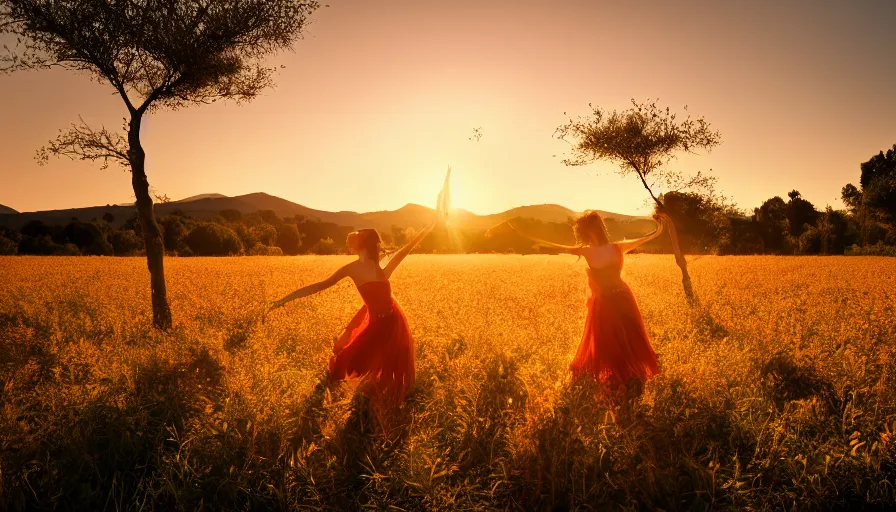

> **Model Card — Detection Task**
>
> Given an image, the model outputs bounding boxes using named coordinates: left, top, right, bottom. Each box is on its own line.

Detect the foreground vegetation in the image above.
left=1, top=255, right=895, bottom=510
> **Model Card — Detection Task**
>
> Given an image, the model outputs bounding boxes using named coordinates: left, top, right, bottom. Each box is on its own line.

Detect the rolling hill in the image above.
left=0, top=192, right=645, bottom=232
left=172, top=193, right=228, bottom=203
left=0, top=204, right=18, bottom=215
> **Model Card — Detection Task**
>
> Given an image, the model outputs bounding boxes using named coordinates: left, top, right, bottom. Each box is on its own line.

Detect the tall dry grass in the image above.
left=1, top=255, right=894, bottom=510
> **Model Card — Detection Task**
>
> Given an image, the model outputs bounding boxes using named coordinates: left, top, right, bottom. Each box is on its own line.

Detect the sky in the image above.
left=1, top=0, right=895, bottom=216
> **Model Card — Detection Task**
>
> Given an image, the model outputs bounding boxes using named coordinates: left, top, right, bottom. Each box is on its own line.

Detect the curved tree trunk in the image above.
left=129, top=114, right=172, bottom=330
left=662, top=216, right=697, bottom=305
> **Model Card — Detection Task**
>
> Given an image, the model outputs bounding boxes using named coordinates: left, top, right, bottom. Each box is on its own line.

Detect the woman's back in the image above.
left=579, top=243, right=621, bottom=270
left=580, top=243, right=626, bottom=294
left=357, top=280, right=394, bottom=317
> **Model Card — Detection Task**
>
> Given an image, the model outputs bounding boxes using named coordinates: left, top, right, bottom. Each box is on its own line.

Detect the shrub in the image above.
left=276, top=224, right=302, bottom=255
left=0, top=228, right=20, bottom=255
left=0, top=234, right=18, bottom=255
left=798, top=227, right=821, bottom=254
left=18, top=235, right=80, bottom=255
left=57, top=221, right=114, bottom=255
left=252, top=224, right=278, bottom=247
left=111, top=230, right=145, bottom=256
left=248, top=244, right=283, bottom=256
left=20, top=219, right=52, bottom=238
left=309, top=237, right=338, bottom=255
left=185, top=224, right=243, bottom=256
left=845, top=242, right=896, bottom=256
left=159, top=215, right=196, bottom=255
left=219, top=209, right=243, bottom=222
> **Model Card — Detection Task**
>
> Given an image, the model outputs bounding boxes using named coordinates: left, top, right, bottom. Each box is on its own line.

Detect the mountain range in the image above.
left=0, top=193, right=643, bottom=232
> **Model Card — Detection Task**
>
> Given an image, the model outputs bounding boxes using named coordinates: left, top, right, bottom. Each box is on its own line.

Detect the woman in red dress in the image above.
left=509, top=211, right=668, bottom=389
left=269, top=218, right=437, bottom=405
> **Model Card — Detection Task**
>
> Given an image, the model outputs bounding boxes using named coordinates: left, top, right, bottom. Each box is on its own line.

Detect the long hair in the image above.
left=346, top=228, right=382, bottom=260
left=573, top=210, right=610, bottom=246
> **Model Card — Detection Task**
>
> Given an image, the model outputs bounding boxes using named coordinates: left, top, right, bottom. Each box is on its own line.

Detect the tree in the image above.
left=784, top=190, right=819, bottom=238
left=556, top=99, right=722, bottom=303
left=754, top=196, right=789, bottom=253
left=859, top=144, right=896, bottom=224
left=260, top=210, right=282, bottom=225
left=252, top=224, right=278, bottom=247
left=841, top=144, right=896, bottom=247
left=391, top=224, right=407, bottom=247
left=841, top=184, right=862, bottom=214
left=158, top=215, right=195, bottom=255
left=309, top=236, right=338, bottom=255
left=185, top=223, right=243, bottom=256
left=275, top=223, right=302, bottom=255
left=20, top=219, right=52, bottom=238
left=816, top=207, right=855, bottom=255
left=110, top=229, right=144, bottom=255
left=727, top=217, right=765, bottom=255
left=57, top=220, right=114, bottom=255
left=1, top=0, right=320, bottom=329
left=0, top=227, right=19, bottom=255
left=219, top=209, right=243, bottom=223
left=659, top=191, right=731, bottom=254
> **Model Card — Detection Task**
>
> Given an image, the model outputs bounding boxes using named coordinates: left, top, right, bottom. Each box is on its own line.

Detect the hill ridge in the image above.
left=0, top=192, right=644, bottom=232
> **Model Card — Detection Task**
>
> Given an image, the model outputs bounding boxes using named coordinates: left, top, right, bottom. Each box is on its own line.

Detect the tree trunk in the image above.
left=662, top=215, right=697, bottom=305
left=129, top=114, right=172, bottom=330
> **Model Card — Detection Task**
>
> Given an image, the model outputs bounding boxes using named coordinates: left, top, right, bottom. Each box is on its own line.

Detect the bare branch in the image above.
left=37, top=117, right=130, bottom=171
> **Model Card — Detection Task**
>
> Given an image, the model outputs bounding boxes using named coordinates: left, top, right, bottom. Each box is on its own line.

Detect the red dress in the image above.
left=570, top=244, right=660, bottom=385
left=329, top=280, right=415, bottom=404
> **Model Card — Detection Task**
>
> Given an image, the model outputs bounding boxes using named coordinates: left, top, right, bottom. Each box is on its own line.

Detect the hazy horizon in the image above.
left=2, top=0, right=895, bottom=216
left=1, top=189, right=630, bottom=218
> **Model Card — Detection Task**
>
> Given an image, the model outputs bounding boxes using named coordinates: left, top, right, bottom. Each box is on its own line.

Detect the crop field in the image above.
left=1, top=255, right=895, bottom=510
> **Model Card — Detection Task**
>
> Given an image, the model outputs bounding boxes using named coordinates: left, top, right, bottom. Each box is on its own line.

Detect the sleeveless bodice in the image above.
left=586, top=245, right=626, bottom=294
left=358, top=281, right=395, bottom=318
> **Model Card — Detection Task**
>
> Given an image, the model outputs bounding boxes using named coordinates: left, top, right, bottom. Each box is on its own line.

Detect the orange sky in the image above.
left=1, top=1, right=895, bottom=216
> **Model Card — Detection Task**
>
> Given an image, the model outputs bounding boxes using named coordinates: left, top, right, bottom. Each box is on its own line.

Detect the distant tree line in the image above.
left=0, top=209, right=357, bottom=257
left=636, top=144, right=896, bottom=256
left=0, top=206, right=659, bottom=257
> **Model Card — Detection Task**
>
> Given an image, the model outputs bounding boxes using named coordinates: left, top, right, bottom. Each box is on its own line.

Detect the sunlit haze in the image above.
left=1, top=0, right=894, bottom=216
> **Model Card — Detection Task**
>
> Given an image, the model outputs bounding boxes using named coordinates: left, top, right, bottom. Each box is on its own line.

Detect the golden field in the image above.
left=1, top=255, right=895, bottom=511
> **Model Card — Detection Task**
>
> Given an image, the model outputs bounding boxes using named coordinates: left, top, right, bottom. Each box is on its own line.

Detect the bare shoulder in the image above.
left=337, top=260, right=360, bottom=278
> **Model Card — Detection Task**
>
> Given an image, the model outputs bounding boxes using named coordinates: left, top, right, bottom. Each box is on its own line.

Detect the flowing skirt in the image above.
left=570, top=284, right=659, bottom=385
left=329, top=302, right=415, bottom=404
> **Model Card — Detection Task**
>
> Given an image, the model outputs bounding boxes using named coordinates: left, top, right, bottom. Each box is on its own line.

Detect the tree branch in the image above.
left=37, top=117, right=130, bottom=171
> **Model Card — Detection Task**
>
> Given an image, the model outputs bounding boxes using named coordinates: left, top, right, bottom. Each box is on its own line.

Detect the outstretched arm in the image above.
left=383, top=220, right=437, bottom=278
left=502, top=221, right=582, bottom=255
left=270, top=263, right=352, bottom=311
left=615, top=214, right=667, bottom=254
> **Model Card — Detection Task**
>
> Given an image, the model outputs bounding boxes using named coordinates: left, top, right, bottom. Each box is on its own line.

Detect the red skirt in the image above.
left=329, top=302, right=415, bottom=404
left=570, top=284, right=659, bottom=385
